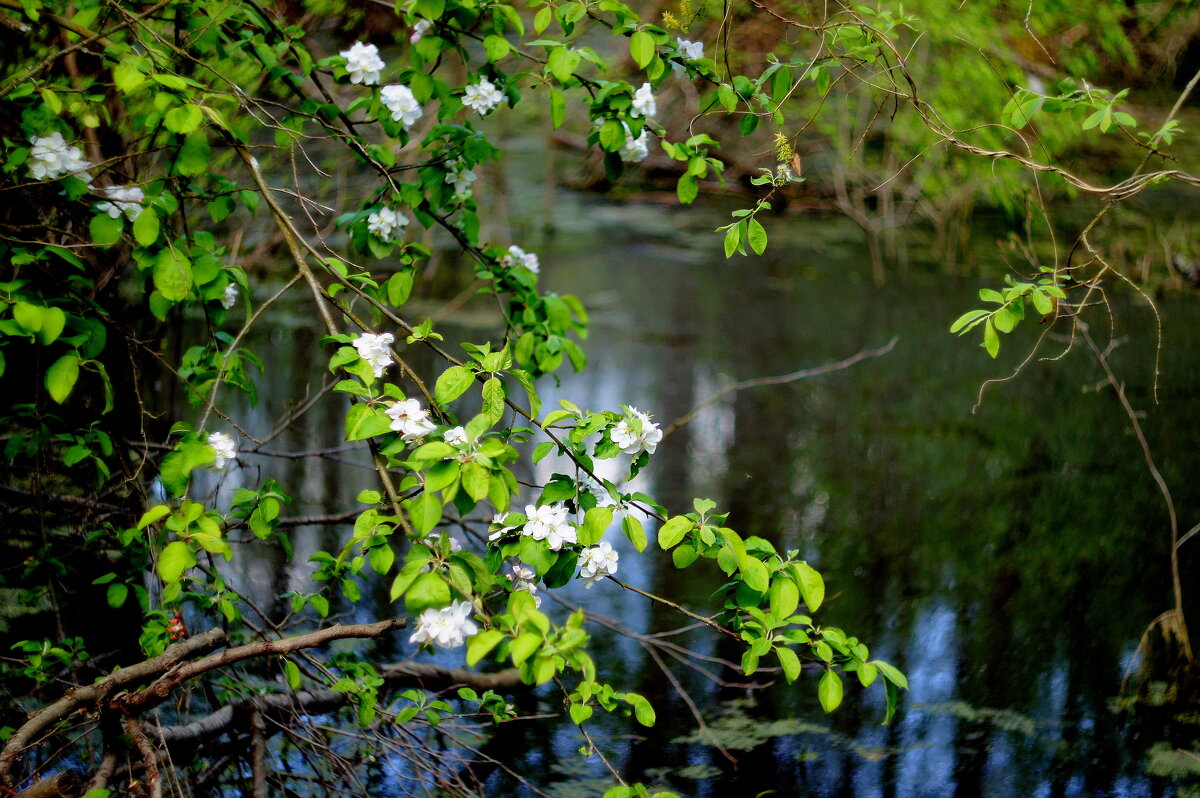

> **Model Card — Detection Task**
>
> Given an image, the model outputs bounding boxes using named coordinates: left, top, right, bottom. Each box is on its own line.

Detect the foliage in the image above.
left=3, top=0, right=1197, bottom=791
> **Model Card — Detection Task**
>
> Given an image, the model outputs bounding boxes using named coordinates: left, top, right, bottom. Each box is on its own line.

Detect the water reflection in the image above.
left=205, top=180, right=1200, bottom=796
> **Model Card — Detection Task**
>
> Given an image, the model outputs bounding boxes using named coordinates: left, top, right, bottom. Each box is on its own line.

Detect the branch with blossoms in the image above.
left=0, top=0, right=912, bottom=794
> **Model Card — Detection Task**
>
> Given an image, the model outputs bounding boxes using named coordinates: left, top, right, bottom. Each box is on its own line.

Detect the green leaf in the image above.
left=548, top=46, right=581, bottom=83
left=387, top=271, right=414, bottom=306
left=113, top=60, right=145, bottom=92
left=37, top=306, right=65, bottom=345
left=717, top=83, right=737, bottom=111
left=137, top=505, right=171, bottom=529
left=90, top=213, right=123, bottom=247
left=550, top=87, right=566, bottom=129
left=738, top=555, right=769, bottom=593
left=164, top=104, right=204, bottom=134
left=818, top=669, right=843, bottom=713
left=882, top=677, right=901, bottom=724
left=462, top=462, right=489, bottom=501
left=159, top=440, right=216, bottom=497
left=747, top=218, right=767, bottom=255
left=466, top=629, right=504, bottom=666
left=283, top=659, right=302, bottom=689
left=106, top=582, right=128, bottom=608
left=949, top=308, right=988, bottom=334
left=629, top=30, right=654, bottom=68
left=776, top=646, right=801, bottom=682
left=622, top=515, right=647, bottom=552
left=153, top=248, right=193, bottom=301
left=435, top=365, right=476, bottom=404
left=45, top=352, right=80, bottom=404
left=769, top=576, right=800, bottom=620
left=627, top=693, right=656, bottom=726
left=177, top=130, right=212, bottom=177
left=133, top=208, right=160, bottom=247
left=405, top=572, right=451, bottom=615
left=983, top=318, right=1000, bottom=358
left=598, top=119, right=625, bottom=152
left=792, top=561, right=825, bottom=612
left=344, top=403, right=392, bottom=440
left=723, top=225, right=740, bottom=258
left=657, top=515, right=691, bottom=549
left=579, top=506, right=613, bottom=545
left=872, top=659, right=908, bottom=689
left=676, top=173, right=698, bottom=205
left=157, top=540, right=195, bottom=583
left=510, top=632, right=541, bottom=666
left=483, top=35, right=510, bottom=62
left=408, top=491, right=442, bottom=534
left=481, top=377, right=505, bottom=426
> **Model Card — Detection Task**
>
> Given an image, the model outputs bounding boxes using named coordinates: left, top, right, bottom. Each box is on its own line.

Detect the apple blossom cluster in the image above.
left=340, top=41, right=384, bottom=85
left=387, top=398, right=437, bottom=441
left=28, top=133, right=92, bottom=181
left=674, top=37, right=705, bottom=75
left=207, top=431, right=237, bottom=470
left=380, top=84, right=422, bottom=129
left=409, top=601, right=478, bottom=648
left=620, top=127, right=650, bottom=164
left=353, top=332, right=395, bottom=378
left=630, top=83, right=657, bottom=118
left=410, top=19, right=431, bottom=44
left=577, top=541, right=619, bottom=588
left=221, top=283, right=239, bottom=309
left=462, top=78, right=503, bottom=116
left=500, top=245, right=540, bottom=273
left=94, top=185, right=144, bottom=221
left=444, top=159, right=477, bottom=199
left=367, top=206, right=409, bottom=242
left=612, top=407, right=663, bottom=455
left=522, top=502, right=577, bottom=551
left=505, top=559, right=541, bottom=606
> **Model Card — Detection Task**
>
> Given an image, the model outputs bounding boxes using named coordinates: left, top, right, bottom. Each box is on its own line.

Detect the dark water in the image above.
left=191, top=171, right=1200, bottom=798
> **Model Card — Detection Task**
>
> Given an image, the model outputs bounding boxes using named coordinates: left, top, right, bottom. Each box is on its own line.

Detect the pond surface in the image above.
left=190, top=144, right=1200, bottom=797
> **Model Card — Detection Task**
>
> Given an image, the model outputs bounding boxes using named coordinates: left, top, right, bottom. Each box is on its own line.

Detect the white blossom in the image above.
left=221, top=283, right=239, bottom=309
left=500, top=245, right=540, bottom=274
left=367, top=206, right=409, bottom=242
left=674, top=38, right=704, bottom=75
left=425, top=531, right=463, bottom=553
left=94, top=184, right=145, bottom=221
left=522, top=502, right=577, bottom=551
left=462, top=78, right=503, bottom=115
left=207, top=432, right=237, bottom=470
left=380, top=84, right=423, bottom=129
left=409, top=601, right=478, bottom=648
left=443, top=426, right=469, bottom=446
left=386, top=398, right=437, bottom=441
left=488, top=513, right=519, bottom=542
left=340, top=41, right=384, bottom=85
left=28, top=133, right=92, bottom=182
left=619, top=127, right=650, bottom=164
left=577, top=541, right=619, bottom=588
left=444, top=160, right=477, bottom=198
left=630, top=82, right=656, bottom=118
left=410, top=19, right=432, bottom=44
left=353, top=332, right=395, bottom=378
left=611, top=406, right=663, bottom=455
left=504, top=559, right=541, bottom=606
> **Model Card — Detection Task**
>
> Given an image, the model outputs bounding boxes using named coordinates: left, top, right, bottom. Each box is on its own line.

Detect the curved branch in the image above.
left=0, top=628, right=228, bottom=785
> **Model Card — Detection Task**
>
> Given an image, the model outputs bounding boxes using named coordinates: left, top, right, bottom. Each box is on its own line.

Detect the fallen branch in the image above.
left=662, top=336, right=899, bottom=438
left=150, top=663, right=526, bottom=753
left=114, top=618, right=408, bottom=714
left=0, top=628, right=228, bottom=785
